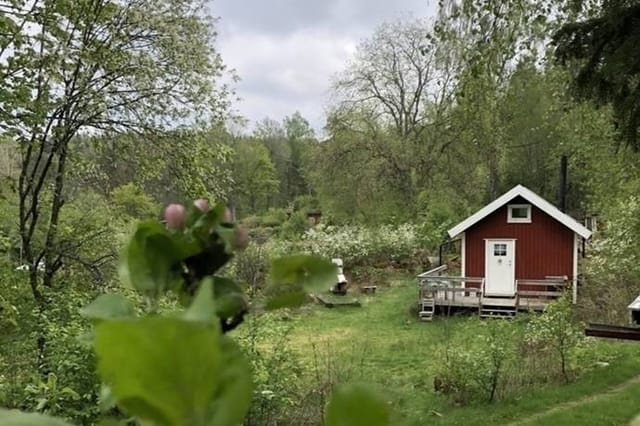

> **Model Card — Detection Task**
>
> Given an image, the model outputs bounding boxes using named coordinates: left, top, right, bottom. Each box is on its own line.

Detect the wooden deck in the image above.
left=417, top=265, right=572, bottom=320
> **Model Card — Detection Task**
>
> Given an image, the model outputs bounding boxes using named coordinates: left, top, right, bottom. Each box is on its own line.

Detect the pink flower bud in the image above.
left=233, top=227, right=249, bottom=250
left=194, top=198, right=209, bottom=212
left=223, top=207, right=234, bottom=224
left=164, top=204, right=186, bottom=229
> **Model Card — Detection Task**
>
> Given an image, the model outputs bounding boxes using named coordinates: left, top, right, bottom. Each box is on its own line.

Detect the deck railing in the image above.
left=417, top=265, right=572, bottom=308
left=418, top=265, right=484, bottom=304
left=516, top=278, right=570, bottom=301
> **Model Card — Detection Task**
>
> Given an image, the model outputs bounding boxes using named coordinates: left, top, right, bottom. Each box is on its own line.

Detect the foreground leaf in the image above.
left=119, top=221, right=198, bottom=296
left=0, top=410, right=72, bottom=426
left=183, top=278, right=217, bottom=324
left=270, top=255, right=336, bottom=291
left=94, top=317, right=222, bottom=425
left=81, top=294, right=135, bottom=322
left=325, top=383, right=390, bottom=426
left=264, top=282, right=307, bottom=310
left=265, top=255, right=335, bottom=310
left=212, top=277, right=247, bottom=319
left=207, top=336, right=253, bottom=425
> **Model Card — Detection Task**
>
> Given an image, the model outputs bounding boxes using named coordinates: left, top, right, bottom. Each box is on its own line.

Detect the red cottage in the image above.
left=417, top=185, right=592, bottom=320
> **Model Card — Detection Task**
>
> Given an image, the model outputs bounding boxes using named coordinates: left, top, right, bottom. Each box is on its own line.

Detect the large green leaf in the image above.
left=94, top=317, right=223, bottom=426
left=119, top=221, right=192, bottom=296
left=270, top=255, right=336, bottom=291
left=265, top=255, right=335, bottom=309
left=264, top=282, right=307, bottom=311
left=212, top=276, right=247, bottom=319
left=0, top=410, right=72, bottom=426
left=325, top=384, right=390, bottom=426
left=207, top=337, right=253, bottom=426
left=80, top=294, right=135, bottom=322
left=183, top=278, right=217, bottom=324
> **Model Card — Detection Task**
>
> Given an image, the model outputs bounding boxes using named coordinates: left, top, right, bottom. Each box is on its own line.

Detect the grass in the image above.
left=267, top=277, right=640, bottom=425
left=523, top=380, right=640, bottom=425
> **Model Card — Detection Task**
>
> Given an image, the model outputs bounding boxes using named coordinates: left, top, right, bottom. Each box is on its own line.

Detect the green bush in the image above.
left=110, top=183, right=158, bottom=219
left=525, top=297, right=583, bottom=382
left=434, top=308, right=585, bottom=406
left=0, top=268, right=101, bottom=424
left=237, top=315, right=304, bottom=426
left=57, top=191, right=124, bottom=285
left=582, top=196, right=640, bottom=324
left=435, top=319, right=514, bottom=404
left=231, top=245, right=270, bottom=296
left=261, top=208, right=288, bottom=228
left=240, top=215, right=263, bottom=229
left=279, top=211, right=309, bottom=238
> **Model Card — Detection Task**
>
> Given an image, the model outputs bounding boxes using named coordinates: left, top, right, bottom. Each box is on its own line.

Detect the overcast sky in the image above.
left=212, top=0, right=438, bottom=134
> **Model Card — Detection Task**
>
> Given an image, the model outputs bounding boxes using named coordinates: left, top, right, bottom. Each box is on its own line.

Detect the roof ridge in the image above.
left=447, top=185, right=592, bottom=240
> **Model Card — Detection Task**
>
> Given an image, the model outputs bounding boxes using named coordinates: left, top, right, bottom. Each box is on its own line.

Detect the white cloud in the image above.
left=219, top=29, right=359, bottom=131
left=212, top=0, right=437, bottom=133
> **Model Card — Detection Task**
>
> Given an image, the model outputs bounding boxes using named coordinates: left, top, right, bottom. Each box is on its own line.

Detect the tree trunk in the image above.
left=42, top=138, right=69, bottom=288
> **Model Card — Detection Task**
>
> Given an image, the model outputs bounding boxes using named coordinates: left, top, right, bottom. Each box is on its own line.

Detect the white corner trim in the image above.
left=573, top=233, right=578, bottom=304
left=460, top=232, right=466, bottom=278
left=448, top=184, right=592, bottom=240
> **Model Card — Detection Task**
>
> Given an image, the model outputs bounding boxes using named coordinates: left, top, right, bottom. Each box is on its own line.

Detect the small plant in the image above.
left=526, top=297, right=583, bottom=382
left=231, top=245, right=269, bottom=297
left=0, top=199, right=390, bottom=426
left=435, top=319, right=514, bottom=404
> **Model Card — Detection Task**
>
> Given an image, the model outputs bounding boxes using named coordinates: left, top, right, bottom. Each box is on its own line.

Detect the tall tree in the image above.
left=283, top=112, right=314, bottom=201
left=327, top=17, right=456, bottom=211
left=230, top=140, right=280, bottom=216
left=553, top=1, right=640, bottom=149
left=433, top=0, right=551, bottom=200
left=332, top=17, right=442, bottom=138
left=0, top=0, right=230, bottom=300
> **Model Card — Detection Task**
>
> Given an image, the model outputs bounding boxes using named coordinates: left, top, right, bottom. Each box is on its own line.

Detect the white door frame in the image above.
left=484, top=239, right=516, bottom=297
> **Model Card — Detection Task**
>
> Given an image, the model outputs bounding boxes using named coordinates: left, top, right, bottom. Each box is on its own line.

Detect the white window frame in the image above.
left=507, top=204, right=531, bottom=223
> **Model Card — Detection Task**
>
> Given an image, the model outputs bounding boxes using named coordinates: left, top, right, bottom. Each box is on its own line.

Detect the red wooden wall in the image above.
left=465, top=197, right=574, bottom=280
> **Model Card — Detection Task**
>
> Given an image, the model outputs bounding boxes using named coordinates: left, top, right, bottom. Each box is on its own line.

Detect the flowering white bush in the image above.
left=587, top=196, right=640, bottom=281
left=262, top=224, right=426, bottom=267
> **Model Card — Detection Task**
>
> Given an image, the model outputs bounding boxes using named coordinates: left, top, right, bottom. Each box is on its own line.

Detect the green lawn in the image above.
left=277, top=278, right=640, bottom=425
left=524, top=381, right=640, bottom=425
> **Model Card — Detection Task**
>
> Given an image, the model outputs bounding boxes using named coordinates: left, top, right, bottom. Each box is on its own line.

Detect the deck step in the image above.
left=419, top=299, right=435, bottom=321
left=479, top=304, right=516, bottom=319
left=419, top=311, right=434, bottom=321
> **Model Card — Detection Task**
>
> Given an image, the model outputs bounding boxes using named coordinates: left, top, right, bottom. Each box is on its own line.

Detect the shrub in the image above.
left=261, top=208, right=288, bottom=228
left=279, top=211, right=309, bottom=238
left=434, top=319, right=514, bottom=404
left=266, top=223, right=426, bottom=269
left=0, top=269, right=101, bottom=424
left=582, top=196, right=640, bottom=323
left=232, top=245, right=270, bottom=296
left=110, top=183, right=158, bottom=220
left=236, top=314, right=304, bottom=426
left=526, top=297, right=583, bottom=382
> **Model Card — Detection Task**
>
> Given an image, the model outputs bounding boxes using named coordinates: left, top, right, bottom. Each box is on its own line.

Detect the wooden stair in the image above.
left=419, top=298, right=435, bottom=321
left=479, top=297, right=517, bottom=319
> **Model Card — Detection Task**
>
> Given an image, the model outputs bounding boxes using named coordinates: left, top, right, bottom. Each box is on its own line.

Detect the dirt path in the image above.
left=508, top=374, right=640, bottom=425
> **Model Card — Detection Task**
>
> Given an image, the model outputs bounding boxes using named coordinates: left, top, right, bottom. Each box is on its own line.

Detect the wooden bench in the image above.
left=361, top=286, right=377, bottom=294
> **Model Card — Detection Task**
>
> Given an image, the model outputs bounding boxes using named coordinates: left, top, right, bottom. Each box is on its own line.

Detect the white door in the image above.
left=485, top=240, right=515, bottom=296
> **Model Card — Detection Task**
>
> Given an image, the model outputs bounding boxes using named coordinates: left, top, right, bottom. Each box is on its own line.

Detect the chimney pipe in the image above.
left=558, top=155, right=568, bottom=213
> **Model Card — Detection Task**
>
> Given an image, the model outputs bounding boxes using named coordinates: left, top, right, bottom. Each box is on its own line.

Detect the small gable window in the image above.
left=508, top=204, right=531, bottom=223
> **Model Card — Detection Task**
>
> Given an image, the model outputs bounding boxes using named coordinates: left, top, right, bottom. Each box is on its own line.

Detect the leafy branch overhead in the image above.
left=553, top=2, right=640, bottom=149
